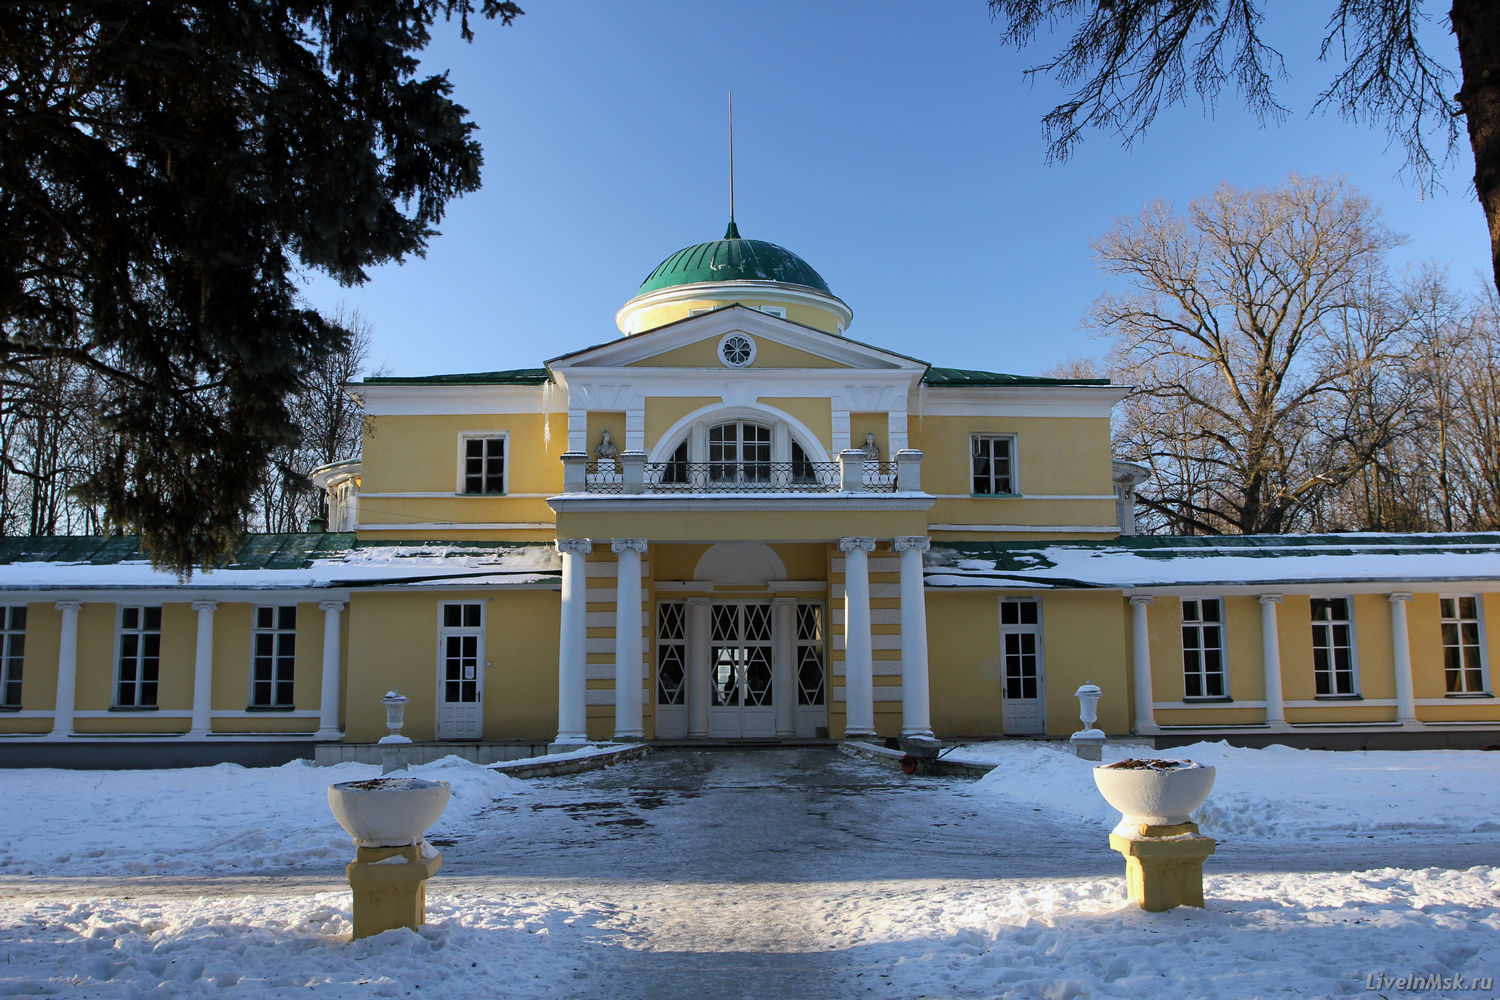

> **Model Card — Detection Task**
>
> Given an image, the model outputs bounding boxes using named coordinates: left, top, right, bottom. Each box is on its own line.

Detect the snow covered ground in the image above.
left=1, top=743, right=1497, bottom=999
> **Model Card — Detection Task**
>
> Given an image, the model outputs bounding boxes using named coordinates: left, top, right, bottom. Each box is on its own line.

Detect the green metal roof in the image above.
left=922, top=367, right=1111, bottom=387
left=638, top=221, right=833, bottom=296
left=0, top=533, right=562, bottom=574
left=0, top=533, right=359, bottom=569
left=363, top=369, right=551, bottom=386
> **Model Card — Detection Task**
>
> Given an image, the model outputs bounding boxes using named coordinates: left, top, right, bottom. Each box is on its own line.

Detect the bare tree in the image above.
left=1098, top=175, right=1408, bottom=534
left=986, top=1, right=1500, bottom=298
left=250, top=307, right=380, bottom=533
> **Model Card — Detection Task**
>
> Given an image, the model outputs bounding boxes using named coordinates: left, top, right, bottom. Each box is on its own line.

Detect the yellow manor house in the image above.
left=2, top=222, right=1499, bottom=766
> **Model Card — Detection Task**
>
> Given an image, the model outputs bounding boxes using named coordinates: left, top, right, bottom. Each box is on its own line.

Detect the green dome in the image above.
left=638, top=221, right=832, bottom=296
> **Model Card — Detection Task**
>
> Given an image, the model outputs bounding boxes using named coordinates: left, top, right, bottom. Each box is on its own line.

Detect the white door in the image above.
left=655, top=601, right=688, bottom=739
left=708, top=603, right=776, bottom=738
left=1000, top=598, right=1045, bottom=735
left=793, top=602, right=828, bottom=738
left=437, top=601, right=484, bottom=740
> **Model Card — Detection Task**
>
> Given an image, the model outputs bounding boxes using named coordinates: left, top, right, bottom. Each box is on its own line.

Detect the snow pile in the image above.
left=0, top=755, right=523, bottom=876
left=958, top=740, right=1500, bottom=840
left=3, top=868, right=1496, bottom=999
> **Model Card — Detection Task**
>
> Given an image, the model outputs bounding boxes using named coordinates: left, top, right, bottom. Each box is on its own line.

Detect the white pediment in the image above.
left=546, top=305, right=927, bottom=374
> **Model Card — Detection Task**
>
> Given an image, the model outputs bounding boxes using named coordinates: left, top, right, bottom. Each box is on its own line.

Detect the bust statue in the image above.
left=862, top=432, right=880, bottom=461
left=595, top=429, right=619, bottom=465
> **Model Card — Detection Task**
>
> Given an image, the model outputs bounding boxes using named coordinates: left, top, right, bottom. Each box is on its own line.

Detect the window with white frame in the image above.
left=250, top=606, right=297, bottom=709
left=461, top=435, right=506, bottom=494
left=0, top=606, right=24, bottom=709
left=971, top=434, right=1016, bottom=495
left=1441, top=596, right=1488, bottom=694
left=1310, top=597, right=1357, bottom=696
left=115, top=606, right=162, bottom=708
left=708, top=420, right=772, bottom=482
left=1181, top=598, right=1227, bottom=698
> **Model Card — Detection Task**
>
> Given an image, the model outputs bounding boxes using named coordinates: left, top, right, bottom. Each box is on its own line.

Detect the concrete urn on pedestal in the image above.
left=1093, top=759, right=1217, bottom=912
left=327, top=777, right=451, bottom=939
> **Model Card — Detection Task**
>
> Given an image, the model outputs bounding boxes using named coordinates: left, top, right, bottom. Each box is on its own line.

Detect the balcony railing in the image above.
left=568, top=451, right=921, bottom=495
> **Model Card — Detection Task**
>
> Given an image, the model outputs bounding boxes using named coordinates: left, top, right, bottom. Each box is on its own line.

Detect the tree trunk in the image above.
left=1453, top=0, right=1500, bottom=296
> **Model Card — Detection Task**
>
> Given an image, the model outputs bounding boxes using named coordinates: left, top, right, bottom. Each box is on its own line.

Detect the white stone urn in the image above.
left=1093, top=759, right=1215, bottom=830
left=327, top=777, right=451, bottom=848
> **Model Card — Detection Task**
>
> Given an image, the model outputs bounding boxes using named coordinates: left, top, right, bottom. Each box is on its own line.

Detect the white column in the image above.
left=555, top=538, right=593, bottom=746
left=315, top=601, right=346, bottom=739
left=188, top=601, right=218, bottom=738
left=1259, top=595, right=1287, bottom=729
left=893, top=536, right=933, bottom=737
left=773, top=597, right=797, bottom=738
left=1129, top=596, right=1157, bottom=734
left=48, top=601, right=81, bottom=739
left=611, top=539, right=647, bottom=741
left=1389, top=593, right=1420, bottom=727
left=840, top=536, right=876, bottom=738
left=686, top=598, right=710, bottom=738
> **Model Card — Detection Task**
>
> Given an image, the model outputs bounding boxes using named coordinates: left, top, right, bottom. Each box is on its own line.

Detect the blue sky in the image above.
left=300, top=1, right=1488, bottom=378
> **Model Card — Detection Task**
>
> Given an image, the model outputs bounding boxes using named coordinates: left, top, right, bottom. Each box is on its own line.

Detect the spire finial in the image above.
left=727, top=90, right=738, bottom=239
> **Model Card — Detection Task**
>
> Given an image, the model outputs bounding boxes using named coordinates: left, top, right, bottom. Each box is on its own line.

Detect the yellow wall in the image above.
left=344, top=589, right=560, bottom=742
left=645, top=397, right=721, bottom=451
left=927, top=590, right=1132, bottom=737
left=909, top=415, right=1114, bottom=497
left=626, top=299, right=843, bottom=335
left=558, top=507, right=929, bottom=544
left=928, top=591, right=1002, bottom=735
left=1041, top=591, right=1131, bottom=735
left=357, top=412, right=564, bottom=525
left=849, top=412, right=886, bottom=458
left=210, top=603, right=253, bottom=711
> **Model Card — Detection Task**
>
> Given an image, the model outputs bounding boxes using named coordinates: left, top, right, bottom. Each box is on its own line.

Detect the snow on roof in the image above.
left=927, top=533, right=1500, bottom=590
left=0, top=534, right=561, bottom=592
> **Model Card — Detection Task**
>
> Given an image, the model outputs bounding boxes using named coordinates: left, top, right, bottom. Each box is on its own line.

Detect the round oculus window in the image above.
left=718, top=333, right=755, bottom=368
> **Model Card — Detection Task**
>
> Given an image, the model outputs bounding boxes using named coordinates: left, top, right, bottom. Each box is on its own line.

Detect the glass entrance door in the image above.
left=708, top=602, right=776, bottom=738
left=437, top=601, right=484, bottom=739
left=1000, top=598, right=1044, bottom=735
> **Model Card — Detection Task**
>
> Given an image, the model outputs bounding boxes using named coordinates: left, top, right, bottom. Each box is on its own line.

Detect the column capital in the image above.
left=610, top=538, right=648, bottom=555
left=319, top=600, right=347, bottom=613
left=1388, top=592, right=1414, bottom=603
left=54, top=601, right=81, bottom=613
left=190, top=600, right=219, bottom=613
left=1128, top=595, right=1155, bottom=607
left=838, top=536, right=876, bottom=554
left=1257, top=594, right=1284, bottom=606
left=891, top=535, right=930, bottom=553
left=771, top=595, right=799, bottom=607
left=557, top=538, right=593, bottom=556
left=685, top=596, right=710, bottom=608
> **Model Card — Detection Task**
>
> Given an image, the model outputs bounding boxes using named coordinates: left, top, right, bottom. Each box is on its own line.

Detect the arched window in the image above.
left=653, top=412, right=827, bottom=490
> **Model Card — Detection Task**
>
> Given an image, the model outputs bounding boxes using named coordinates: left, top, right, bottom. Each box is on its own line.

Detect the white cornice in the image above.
left=310, top=460, right=361, bottom=490
left=356, top=383, right=550, bottom=416
left=913, top=384, right=1128, bottom=419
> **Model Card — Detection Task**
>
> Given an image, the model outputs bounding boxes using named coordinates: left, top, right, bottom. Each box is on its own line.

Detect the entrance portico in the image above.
left=550, top=537, right=933, bottom=744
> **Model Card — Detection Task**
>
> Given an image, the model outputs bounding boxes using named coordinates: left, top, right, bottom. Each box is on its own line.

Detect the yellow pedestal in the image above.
left=346, top=843, right=442, bottom=939
left=1108, top=824, right=1215, bottom=912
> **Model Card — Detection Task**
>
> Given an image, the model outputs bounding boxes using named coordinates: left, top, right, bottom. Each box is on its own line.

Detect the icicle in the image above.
left=542, top=380, right=553, bottom=450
